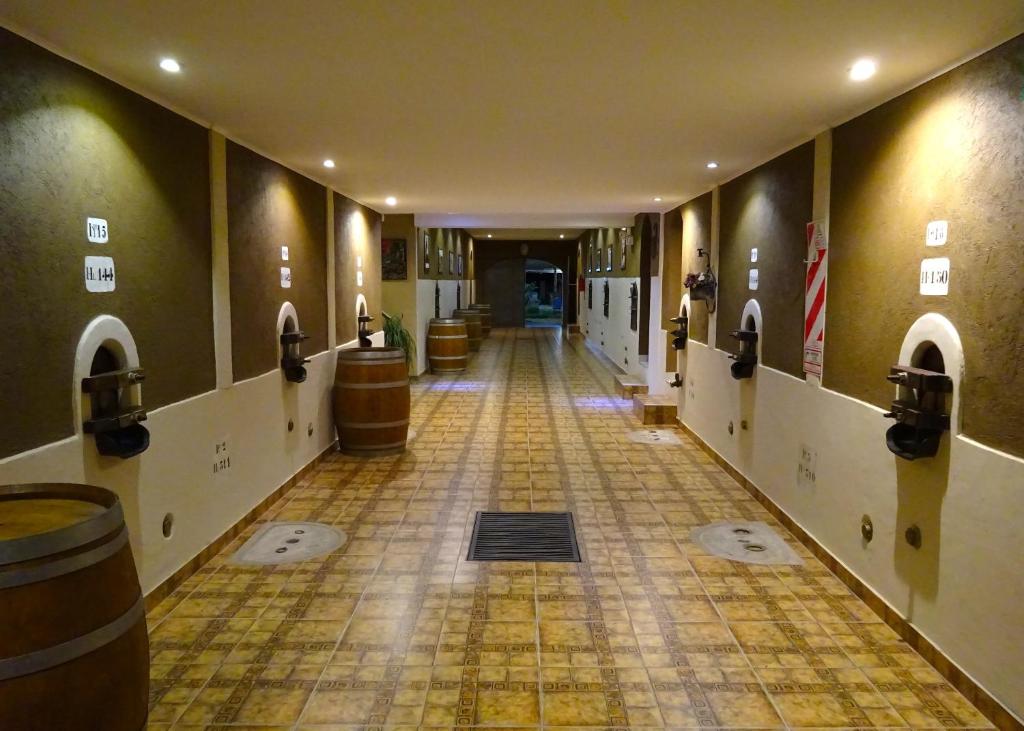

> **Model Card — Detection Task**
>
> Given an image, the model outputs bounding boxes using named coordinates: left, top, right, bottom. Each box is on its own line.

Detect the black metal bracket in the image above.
left=883, top=364, right=952, bottom=460
left=669, top=315, right=688, bottom=350
left=280, top=331, right=311, bottom=383
left=728, top=329, right=758, bottom=379
left=81, top=367, right=150, bottom=458
left=358, top=315, right=375, bottom=348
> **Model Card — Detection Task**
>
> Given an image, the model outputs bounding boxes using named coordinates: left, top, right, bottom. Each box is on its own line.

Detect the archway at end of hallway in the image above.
left=524, top=259, right=564, bottom=327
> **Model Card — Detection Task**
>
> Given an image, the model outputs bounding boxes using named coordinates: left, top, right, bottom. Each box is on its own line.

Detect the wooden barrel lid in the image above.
left=337, top=346, right=405, bottom=363
left=0, top=484, right=122, bottom=565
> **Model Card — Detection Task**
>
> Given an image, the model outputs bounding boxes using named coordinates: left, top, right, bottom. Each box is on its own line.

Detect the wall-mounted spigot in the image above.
left=82, top=366, right=149, bottom=458
left=358, top=314, right=375, bottom=348
left=603, top=280, right=610, bottom=317
left=669, top=315, right=688, bottom=350
left=456, top=282, right=462, bottom=310
left=280, top=330, right=311, bottom=383
left=883, top=364, right=952, bottom=460
left=628, top=282, right=639, bottom=331
left=587, top=280, right=593, bottom=310
left=728, top=329, right=758, bottom=379
left=434, top=282, right=441, bottom=318
left=667, top=372, right=683, bottom=388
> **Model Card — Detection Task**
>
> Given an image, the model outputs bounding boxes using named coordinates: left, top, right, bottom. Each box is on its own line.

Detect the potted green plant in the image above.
left=381, top=311, right=415, bottom=369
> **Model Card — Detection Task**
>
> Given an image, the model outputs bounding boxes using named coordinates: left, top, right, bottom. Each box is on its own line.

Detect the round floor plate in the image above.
left=691, top=521, right=803, bottom=565
left=231, top=521, right=345, bottom=565
left=627, top=429, right=682, bottom=445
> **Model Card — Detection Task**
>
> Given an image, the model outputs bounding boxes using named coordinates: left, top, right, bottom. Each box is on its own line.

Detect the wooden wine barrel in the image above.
left=427, top=318, right=468, bottom=374
left=452, top=309, right=483, bottom=352
left=469, top=303, right=492, bottom=337
left=0, top=483, right=149, bottom=731
left=333, top=347, right=411, bottom=454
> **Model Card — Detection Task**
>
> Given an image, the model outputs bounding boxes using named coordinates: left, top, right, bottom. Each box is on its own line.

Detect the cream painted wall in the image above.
left=582, top=277, right=642, bottom=374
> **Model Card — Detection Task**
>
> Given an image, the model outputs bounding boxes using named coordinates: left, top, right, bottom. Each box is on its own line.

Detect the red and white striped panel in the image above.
left=803, top=222, right=827, bottom=376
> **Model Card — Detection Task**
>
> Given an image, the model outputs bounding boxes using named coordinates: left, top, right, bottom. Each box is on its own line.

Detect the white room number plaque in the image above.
left=84, top=256, right=116, bottom=292
left=926, top=220, right=948, bottom=246
left=86, top=217, right=109, bottom=243
left=920, top=257, right=950, bottom=295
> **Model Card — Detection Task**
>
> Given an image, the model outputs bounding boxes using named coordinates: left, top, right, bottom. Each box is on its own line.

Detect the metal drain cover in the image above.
left=691, top=521, right=803, bottom=566
left=627, top=428, right=682, bottom=445
left=232, top=522, right=345, bottom=565
left=468, top=512, right=581, bottom=562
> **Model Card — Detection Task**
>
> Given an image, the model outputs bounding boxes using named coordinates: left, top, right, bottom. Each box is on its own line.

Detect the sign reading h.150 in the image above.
left=920, top=257, right=950, bottom=296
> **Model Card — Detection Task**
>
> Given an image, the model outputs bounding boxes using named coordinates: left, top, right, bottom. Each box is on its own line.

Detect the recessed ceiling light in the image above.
left=706, top=161, right=719, bottom=169
left=385, top=196, right=397, bottom=207
left=653, top=197, right=662, bottom=202
left=487, top=234, right=493, bottom=238
left=159, top=58, right=181, bottom=73
left=559, top=234, right=565, bottom=239
left=849, top=58, right=877, bottom=82
left=322, top=159, right=335, bottom=169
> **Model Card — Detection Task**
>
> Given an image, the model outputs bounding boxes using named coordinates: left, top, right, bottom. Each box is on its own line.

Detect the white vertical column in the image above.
left=707, top=185, right=721, bottom=346
left=326, top=189, right=337, bottom=351
left=209, top=130, right=233, bottom=389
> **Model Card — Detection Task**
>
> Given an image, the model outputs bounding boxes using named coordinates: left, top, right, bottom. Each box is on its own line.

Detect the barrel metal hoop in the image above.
left=429, top=355, right=469, bottom=361
left=0, top=495, right=124, bottom=567
left=0, top=527, right=130, bottom=590
left=428, top=335, right=468, bottom=340
left=336, top=380, right=409, bottom=390
left=0, top=594, right=144, bottom=681
left=338, top=419, right=410, bottom=429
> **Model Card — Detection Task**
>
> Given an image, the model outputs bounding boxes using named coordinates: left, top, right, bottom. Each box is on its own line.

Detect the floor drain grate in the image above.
left=468, top=512, right=581, bottom=562
left=232, top=522, right=345, bottom=565
left=691, top=521, right=803, bottom=566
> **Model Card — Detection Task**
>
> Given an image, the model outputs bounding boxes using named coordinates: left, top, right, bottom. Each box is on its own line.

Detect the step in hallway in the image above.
left=146, top=328, right=991, bottom=730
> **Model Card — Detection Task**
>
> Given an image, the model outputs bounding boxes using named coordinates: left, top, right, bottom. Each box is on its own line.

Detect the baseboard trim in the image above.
left=144, top=442, right=337, bottom=612
left=675, top=418, right=1022, bottom=731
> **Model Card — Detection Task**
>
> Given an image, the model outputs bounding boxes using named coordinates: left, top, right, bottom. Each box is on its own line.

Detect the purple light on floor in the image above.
left=574, top=396, right=623, bottom=411
left=430, top=380, right=486, bottom=392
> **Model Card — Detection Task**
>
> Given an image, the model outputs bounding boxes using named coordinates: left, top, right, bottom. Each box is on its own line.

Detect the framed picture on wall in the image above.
left=438, top=247, right=444, bottom=274
left=449, top=251, right=454, bottom=274
left=381, top=238, right=407, bottom=280
left=620, top=236, right=627, bottom=270
left=422, top=232, right=430, bottom=273
left=606, top=246, right=612, bottom=272
left=458, top=254, right=464, bottom=276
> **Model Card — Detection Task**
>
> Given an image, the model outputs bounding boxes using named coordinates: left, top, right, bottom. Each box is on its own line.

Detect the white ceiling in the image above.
left=466, top=228, right=585, bottom=242
left=3, top=1, right=1022, bottom=229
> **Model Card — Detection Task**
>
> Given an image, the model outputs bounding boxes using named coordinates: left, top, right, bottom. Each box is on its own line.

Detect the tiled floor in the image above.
left=146, top=327, right=991, bottom=730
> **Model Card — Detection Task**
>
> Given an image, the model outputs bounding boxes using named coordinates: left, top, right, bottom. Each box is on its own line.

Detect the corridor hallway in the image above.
left=145, top=328, right=990, bottom=730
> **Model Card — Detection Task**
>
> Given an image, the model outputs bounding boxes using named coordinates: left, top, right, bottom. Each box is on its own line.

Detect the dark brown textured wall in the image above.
left=334, top=193, right=382, bottom=345
left=715, top=142, right=814, bottom=376
left=0, top=29, right=214, bottom=458
left=661, top=205, right=683, bottom=331
left=227, top=142, right=327, bottom=381
left=827, top=36, right=1024, bottom=456
left=681, top=192, right=714, bottom=344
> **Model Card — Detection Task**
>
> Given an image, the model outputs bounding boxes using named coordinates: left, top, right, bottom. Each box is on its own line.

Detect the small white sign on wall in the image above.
left=926, top=220, right=948, bottom=247
left=920, top=257, right=950, bottom=295
left=280, top=266, right=292, bottom=288
left=750, top=248, right=758, bottom=263
left=213, top=437, right=232, bottom=476
left=748, top=269, right=759, bottom=290
left=281, top=246, right=289, bottom=261
left=86, top=217, right=109, bottom=244
left=84, top=256, right=115, bottom=292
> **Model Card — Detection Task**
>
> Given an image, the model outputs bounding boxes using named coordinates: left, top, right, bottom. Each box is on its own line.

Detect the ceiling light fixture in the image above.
left=322, top=159, right=335, bottom=169
left=706, top=161, right=719, bottom=169
left=385, top=196, right=397, bottom=207
left=159, top=58, right=181, bottom=73
left=653, top=197, right=662, bottom=202
left=559, top=234, right=565, bottom=239
left=849, top=58, right=877, bottom=82
left=487, top=234, right=493, bottom=238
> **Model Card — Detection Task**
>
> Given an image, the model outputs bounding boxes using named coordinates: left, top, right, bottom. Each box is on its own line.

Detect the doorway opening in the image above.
left=525, top=259, right=564, bottom=327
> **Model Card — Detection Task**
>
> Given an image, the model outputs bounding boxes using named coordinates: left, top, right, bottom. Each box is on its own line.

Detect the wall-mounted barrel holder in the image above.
left=729, top=328, right=758, bottom=379
left=456, top=282, right=462, bottom=310
left=628, top=282, right=639, bottom=331
left=669, top=313, right=688, bottom=350
left=434, top=281, right=441, bottom=318
left=685, top=247, right=717, bottom=313
left=587, top=280, right=593, bottom=310
left=82, top=361, right=149, bottom=459
left=280, top=330, right=310, bottom=383
left=602, top=279, right=610, bottom=317
left=883, top=364, right=952, bottom=460
left=357, top=314, right=375, bottom=348
left=667, top=372, right=683, bottom=388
